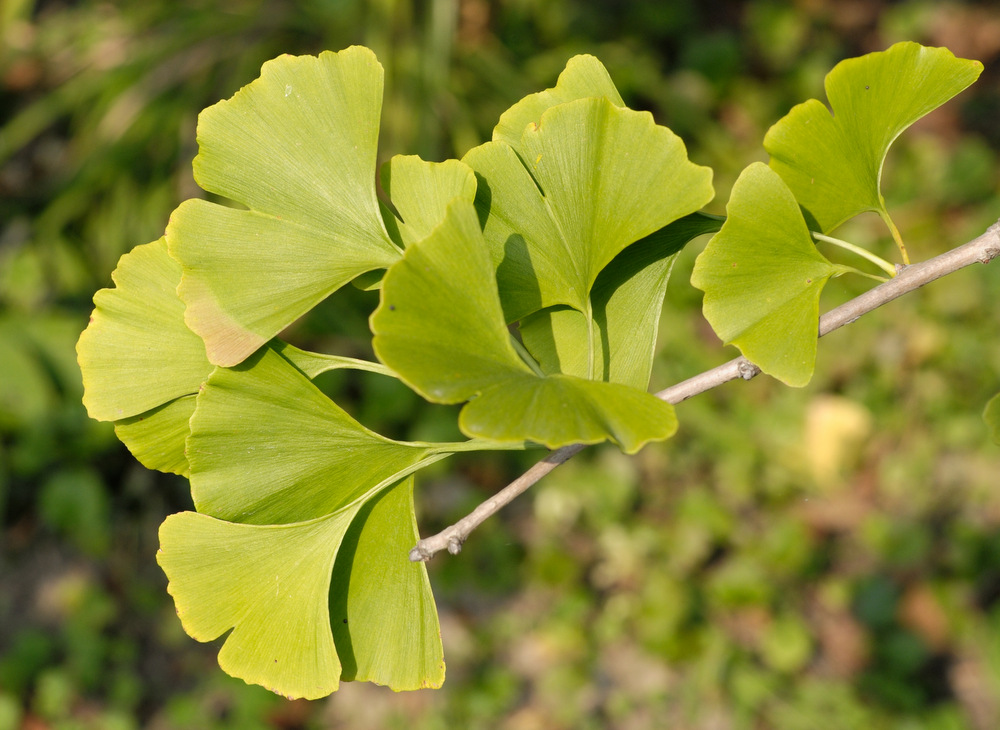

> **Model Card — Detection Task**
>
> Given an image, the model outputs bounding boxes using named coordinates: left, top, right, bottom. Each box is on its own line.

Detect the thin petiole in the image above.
left=812, top=232, right=898, bottom=278
left=510, top=333, right=546, bottom=377
left=879, top=209, right=910, bottom=265
left=835, top=266, right=889, bottom=284
left=424, top=438, right=535, bottom=455
left=585, top=299, right=596, bottom=380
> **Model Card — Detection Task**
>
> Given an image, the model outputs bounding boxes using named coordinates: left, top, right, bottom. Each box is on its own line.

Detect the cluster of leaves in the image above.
left=76, top=42, right=989, bottom=699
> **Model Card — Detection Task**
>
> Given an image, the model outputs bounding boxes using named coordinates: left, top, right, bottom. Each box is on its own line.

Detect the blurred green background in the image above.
left=2, top=0, right=1000, bottom=728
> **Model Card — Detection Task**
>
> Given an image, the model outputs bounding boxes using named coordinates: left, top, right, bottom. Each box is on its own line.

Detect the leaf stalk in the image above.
left=811, top=231, right=897, bottom=278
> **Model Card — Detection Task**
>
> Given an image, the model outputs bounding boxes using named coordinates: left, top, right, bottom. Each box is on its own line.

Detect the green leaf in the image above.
left=330, top=479, right=444, bottom=689
left=76, top=238, right=213, bottom=422
left=187, top=346, right=434, bottom=524
left=764, top=42, right=982, bottom=238
left=114, top=396, right=196, bottom=476
left=691, top=162, right=853, bottom=387
left=464, top=96, right=714, bottom=322
left=158, top=477, right=443, bottom=699
left=380, top=156, right=477, bottom=248
left=458, top=374, right=679, bottom=453
left=158, top=506, right=361, bottom=700
left=76, top=237, right=397, bottom=477
left=986, top=393, right=1000, bottom=445
left=371, top=199, right=677, bottom=453
left=492, top=54, right=624, bottom=150
left=520, top=213, right=723, bottom=388
left=167, top=47, right=403, bottom=367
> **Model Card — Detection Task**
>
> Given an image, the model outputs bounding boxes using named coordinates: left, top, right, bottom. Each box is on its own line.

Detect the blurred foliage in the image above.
left=2, top=0, right=1000, bottom=727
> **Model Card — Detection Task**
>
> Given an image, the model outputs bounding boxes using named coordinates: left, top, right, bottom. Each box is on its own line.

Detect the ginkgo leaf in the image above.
left=765, top=42, right=982, bottom=239
left=520, top=213, right=723, bottom=387
left=159, top=477, right=443, bottom=700
left=114, top=396, right=196, bottom=476
left=168, top=47, right=403, bottom=367
left=380, top=156, right=477, bottom=248
left=371, top=199, right=677, bottom=453
left=158, top=506, right=361, bottom=700
left=77, top=238, right=213, bottom=422
left=464, top=96, right=714, bottom=322
left=330, top=479, right=444, bottom=689
left=76, top=237, right=392, bottom=477
left=691, top=162, right=853, bottom=387
left=187, top=346, right=435, bottom=525
left=986, top=393, right=1000, bottom=445
left=492, top=54, right=624, bottom=150
left=458, top=374, right=679, bottom=452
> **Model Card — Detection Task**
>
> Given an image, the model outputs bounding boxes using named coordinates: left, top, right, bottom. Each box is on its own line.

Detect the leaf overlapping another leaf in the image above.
left=162, top=347, right=452, bottom=697
left=168, top=47, right=402, bottom=367
left=491, top=53, right=625, bottom=149
left=465, top=96, right=714, bottom=324
left=76, top=237, right=400, bottom=477
left=764, top=41, right=983, bottom=245
left=520, top=213, right=723, bottom=388
left=167, top=48, right=479, bottom=367
left=371, top=199, right=678, bottom=453
left=691, top=162, right=853, bottom=387
left=76, top=238, right=213, bottom=475
left=157, top=476, right=444, bottom=700
left=186, top=345, right=435, bottom=525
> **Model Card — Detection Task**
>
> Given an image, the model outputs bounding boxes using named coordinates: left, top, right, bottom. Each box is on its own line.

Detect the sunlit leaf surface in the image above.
left=491, top=53, right=624, bottom=149
left=168, top=47, right=402, bottom=366
left=372, top=200, right=677, bottom=453
left=114, top=396, right=197, bottom=476
left=331, top=479, right=444, bottom=689
left=187, top=346, right=433, bottom=524
left=691, top=163, right=852, bottom=387
left=380, top=156, right=477, bottom=248
left=520, top=213, right=723, bottom=388
left=158, top=507, right=361, bottom=700
left=465, top=96, right=714, bottom=322
left=765, top=42, right=982, bottom=236
left=77, top=238, right=212, bottom=422
left=158, top=474, right=443, bottom=700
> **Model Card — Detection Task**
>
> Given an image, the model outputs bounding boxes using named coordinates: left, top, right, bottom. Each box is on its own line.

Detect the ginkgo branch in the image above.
left=410, top=219, right=1000, bottom=562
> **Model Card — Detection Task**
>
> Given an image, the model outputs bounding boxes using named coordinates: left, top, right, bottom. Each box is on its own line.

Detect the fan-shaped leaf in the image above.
left=158, top=507, right=361, bottom=700
left=114, top=396, right=196, bottom=476
left=168, top=47, right=403, bottom=367
left=77, top=238, right=212, bottom=422
left=159, top=476, right=442, bottom=699
left=380, top=156, right=477, bottom=248
left=691, top=162, right=853, bottom=387
left=187, top=346, right=433, bottom=524
left=764, top=42, right=982, bottom=236
left=330, top=479, right=444, bottom=689
left=492, top=54, right=624, bottom=150
left=520, top=213, right=723, bottom=387
left=464, top=96, right=714, bottom=322
left=371, top=199, right=677, bottom=453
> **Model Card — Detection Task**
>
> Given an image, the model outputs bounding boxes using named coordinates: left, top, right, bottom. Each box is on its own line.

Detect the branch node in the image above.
left=409, top=544, right=432, bottom=563
left=446, top=536, right=464, bottom=555
left=737, top=360, right=759, bottom=380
